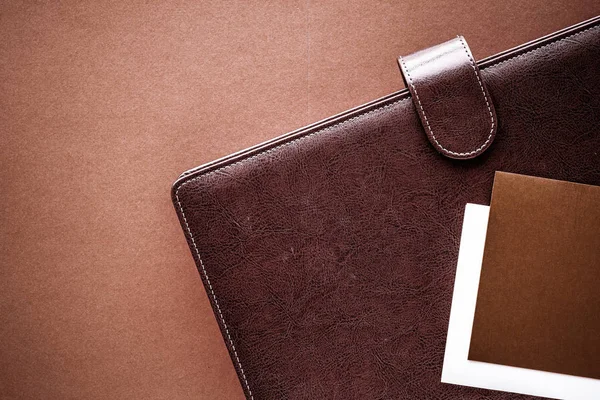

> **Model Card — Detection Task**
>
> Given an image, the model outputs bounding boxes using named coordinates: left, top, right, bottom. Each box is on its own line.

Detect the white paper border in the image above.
left=441, top=203, right=600, bottom=400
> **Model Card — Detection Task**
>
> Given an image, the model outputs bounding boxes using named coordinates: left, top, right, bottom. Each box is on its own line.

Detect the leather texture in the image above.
left=173, top=16, right=600, bottom=400
left=398, top=36, right=497, bottom=159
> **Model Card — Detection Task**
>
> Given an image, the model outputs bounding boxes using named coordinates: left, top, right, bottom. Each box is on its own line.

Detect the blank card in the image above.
left=442, top=202, right=600, bottom=399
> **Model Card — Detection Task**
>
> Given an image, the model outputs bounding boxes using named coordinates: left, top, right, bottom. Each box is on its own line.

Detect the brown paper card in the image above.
left=469, top=172, right=600, bottom=379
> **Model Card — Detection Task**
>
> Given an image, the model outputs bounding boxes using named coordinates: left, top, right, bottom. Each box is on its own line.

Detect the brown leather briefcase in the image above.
left=173, top=16, right=600, bottom=399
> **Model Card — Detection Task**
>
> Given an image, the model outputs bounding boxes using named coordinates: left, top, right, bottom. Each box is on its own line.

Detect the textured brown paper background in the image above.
left=470, top=172, right=600, bottom=379
left=1, top=1, right=598, bottom=398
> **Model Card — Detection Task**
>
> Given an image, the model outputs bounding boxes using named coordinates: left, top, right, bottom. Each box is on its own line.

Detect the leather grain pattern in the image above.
left=173, top=17, right=600, bottom=399
left=398, top=36, right=497, bottom=159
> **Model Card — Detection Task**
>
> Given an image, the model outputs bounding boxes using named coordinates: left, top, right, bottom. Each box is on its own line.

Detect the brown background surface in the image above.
left=1, top=1, right=598, bottom=399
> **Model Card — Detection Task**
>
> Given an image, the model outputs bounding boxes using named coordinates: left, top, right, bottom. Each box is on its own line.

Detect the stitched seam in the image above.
left=398, top=56, right=436, bottom=152
left=399, top=41, right=495, bottom=157
left=177, top=99, right=406, bottom=195
left=174, top=98, right=408, bottom=400
left=174, top=22, right=599, bottom=398
left=175, top=192, right=255, bottom=400
left=458, top=36, right=495, bottom=154
left=485, top=24, right=599, bottom=71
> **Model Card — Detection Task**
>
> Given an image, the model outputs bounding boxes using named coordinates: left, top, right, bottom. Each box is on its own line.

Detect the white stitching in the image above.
left=175, top=192, right=255, bottom=400
left=181, top=99, right=409, bottom=182
left=486, top=24, right=598, bottom=71
left=177, top=98, right=407, bottom=193
left=399, top=38, right=495, bottom=157
left=174, top=22, right=599, bottom=398
left=174, top=98, right=408, bottom=400
left=458, top=36, right=495, bottom=153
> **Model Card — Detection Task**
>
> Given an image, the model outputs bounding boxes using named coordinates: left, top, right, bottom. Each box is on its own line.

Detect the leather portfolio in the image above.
left=172, top=16, right=600, bottom=399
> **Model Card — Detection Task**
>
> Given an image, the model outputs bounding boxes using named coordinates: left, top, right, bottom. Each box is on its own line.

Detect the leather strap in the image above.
left=398, top=36, right=497, bottom=160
